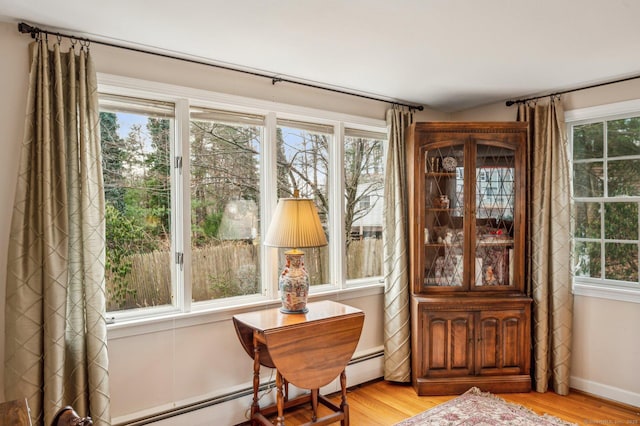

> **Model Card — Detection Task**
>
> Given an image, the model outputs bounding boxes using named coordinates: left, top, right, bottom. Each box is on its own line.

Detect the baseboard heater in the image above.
left=115, top=349, right=384, bottom=426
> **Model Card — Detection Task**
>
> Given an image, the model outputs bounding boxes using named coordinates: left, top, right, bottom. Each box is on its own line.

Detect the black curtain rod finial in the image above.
left=18, top=22, right=38, bottom=38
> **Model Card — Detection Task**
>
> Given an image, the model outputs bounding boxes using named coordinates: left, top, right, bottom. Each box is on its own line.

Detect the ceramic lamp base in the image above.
left=279, top=250, right=309, bottom=314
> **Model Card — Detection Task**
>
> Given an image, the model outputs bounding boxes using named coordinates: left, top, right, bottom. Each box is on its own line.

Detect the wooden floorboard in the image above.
left=258, top=379, right=640, bottom=425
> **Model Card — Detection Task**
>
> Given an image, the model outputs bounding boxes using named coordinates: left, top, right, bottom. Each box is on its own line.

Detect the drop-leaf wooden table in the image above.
left=233, top=300, right=364, bottom=426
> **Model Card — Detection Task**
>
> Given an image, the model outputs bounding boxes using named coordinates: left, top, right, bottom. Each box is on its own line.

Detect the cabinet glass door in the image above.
left=423, top=144, right=465, bottom=287
left=474, top=143, right=516, bottom=287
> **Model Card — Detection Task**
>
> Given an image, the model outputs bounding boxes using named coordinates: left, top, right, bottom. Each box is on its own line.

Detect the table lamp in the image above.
left=264, top=191, right=328, bottom=313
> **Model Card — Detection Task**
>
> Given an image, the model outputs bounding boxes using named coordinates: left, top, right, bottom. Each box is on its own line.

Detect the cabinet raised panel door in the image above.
left=421, top=310, right=473, bottom=378
left=476, top=309, right=527, bottom=375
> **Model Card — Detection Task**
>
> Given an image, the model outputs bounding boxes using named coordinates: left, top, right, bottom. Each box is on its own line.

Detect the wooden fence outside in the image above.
left=106, top=238, right=382, bottom=311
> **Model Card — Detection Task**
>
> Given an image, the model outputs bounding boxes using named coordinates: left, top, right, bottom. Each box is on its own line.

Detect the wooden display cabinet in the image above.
left=407, top=122, right=532, bottom=395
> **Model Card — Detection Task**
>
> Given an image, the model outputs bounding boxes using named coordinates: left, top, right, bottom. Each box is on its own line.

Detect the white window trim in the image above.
left=566, top=99, right=640, bottom=304
left=107, top=283, right=385, bottom=340
left=573, top=281, right=640, bottom=304
left=97, top=73, right=386, bottom=131
left=98, top=73, right=388, bottom=330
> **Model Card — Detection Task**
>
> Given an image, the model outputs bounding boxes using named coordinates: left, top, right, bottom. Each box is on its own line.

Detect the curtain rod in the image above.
left=505, top=73, right=640, bottom=106
left=18, top=22, right=424, bottom=111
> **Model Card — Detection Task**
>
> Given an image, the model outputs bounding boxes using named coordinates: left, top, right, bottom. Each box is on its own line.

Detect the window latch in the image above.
left=175, top=251, right=184, bottom=270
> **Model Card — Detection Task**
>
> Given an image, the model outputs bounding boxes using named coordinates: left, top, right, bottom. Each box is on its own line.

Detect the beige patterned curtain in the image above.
left=383, top=106, right=414, bottom=382
left=517, top=97, right=573, bottom=395
left=4, top=38, right=111, bottom=425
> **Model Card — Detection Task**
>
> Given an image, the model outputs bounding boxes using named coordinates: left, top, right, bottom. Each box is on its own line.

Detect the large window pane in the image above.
left=190, top=108, right=263, bottom=301
left=344, top=129, right=385, bottom=280
left=276, top=120, right=331, bottom=285
left=100, top=95, right=174, bottom=311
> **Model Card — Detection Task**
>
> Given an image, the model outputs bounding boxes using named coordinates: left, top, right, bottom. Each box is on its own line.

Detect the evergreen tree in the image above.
left=100, top=112, right=126, bottom=212
left=146, top=117, right=172, bottom=239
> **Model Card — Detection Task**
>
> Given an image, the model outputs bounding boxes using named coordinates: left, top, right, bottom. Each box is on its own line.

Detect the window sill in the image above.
left=572, top=281, right=640, bottom=304
left=107, top=282, right=385, bottom=340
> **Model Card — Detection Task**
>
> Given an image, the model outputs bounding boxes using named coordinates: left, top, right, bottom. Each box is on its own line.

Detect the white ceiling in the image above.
left=2, top=0, right=640, bottom=112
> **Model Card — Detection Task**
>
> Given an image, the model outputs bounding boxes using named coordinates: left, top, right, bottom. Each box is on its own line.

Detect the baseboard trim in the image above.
left=115, top=368, right=639, bottom=424
left=113, top=349, right=385, bottom=426
left=570, top=376, right=640, bottom=409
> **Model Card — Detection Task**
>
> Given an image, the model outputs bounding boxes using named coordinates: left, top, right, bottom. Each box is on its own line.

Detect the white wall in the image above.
left=107, top=290, right=386, bottom=425
left=454, top=82, right=640, bottom=408
left=0, top=21, right=30, bottom=404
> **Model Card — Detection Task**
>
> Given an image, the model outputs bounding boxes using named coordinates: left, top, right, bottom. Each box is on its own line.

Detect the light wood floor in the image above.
left=268, top=380, right=640, bottom=425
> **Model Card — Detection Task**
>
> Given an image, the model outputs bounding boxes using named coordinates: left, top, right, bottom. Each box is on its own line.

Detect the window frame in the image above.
left=98, top=73, right=388, bottom=327
left=566, top=99, right=640, bottom=304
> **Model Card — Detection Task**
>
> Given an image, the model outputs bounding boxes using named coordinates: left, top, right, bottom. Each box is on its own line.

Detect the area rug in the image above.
left=395, top=387, right=577, bottom=425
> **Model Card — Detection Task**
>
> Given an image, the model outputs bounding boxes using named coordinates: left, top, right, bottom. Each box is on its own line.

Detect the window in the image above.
left=99, top=95, right=175, bottom=312
left=276, top=119, right=332, bottom=286
left=98, top=77, right=388, bottom=318
left=358, top=196, right=371, bottom=210
left=189, top=107, right=264, bottom=301
left=344, top=129, right=386, bottom=280
left=567, top=100, right=640, bottom=303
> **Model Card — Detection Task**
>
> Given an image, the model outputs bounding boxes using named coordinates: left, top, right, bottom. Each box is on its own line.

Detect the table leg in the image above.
left=275, top=370, right=285, bottom=426
left=251, top=333, right=261, bottom=423
left=340, top=370, right=349, bottom=426
left=283, top=377, right=289, bottom=402
left=311, top=388, right=318, bottom=422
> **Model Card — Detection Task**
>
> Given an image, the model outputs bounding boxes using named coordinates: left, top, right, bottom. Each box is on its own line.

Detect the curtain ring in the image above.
left=70, top=37, right=78, bottom=51
left=80, top=39, right=90, bottom=52
left=56, top=34, right=62, bottom=45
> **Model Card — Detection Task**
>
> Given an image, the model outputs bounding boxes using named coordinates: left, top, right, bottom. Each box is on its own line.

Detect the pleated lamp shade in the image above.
left=264, top=198, right=328, bottom=249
